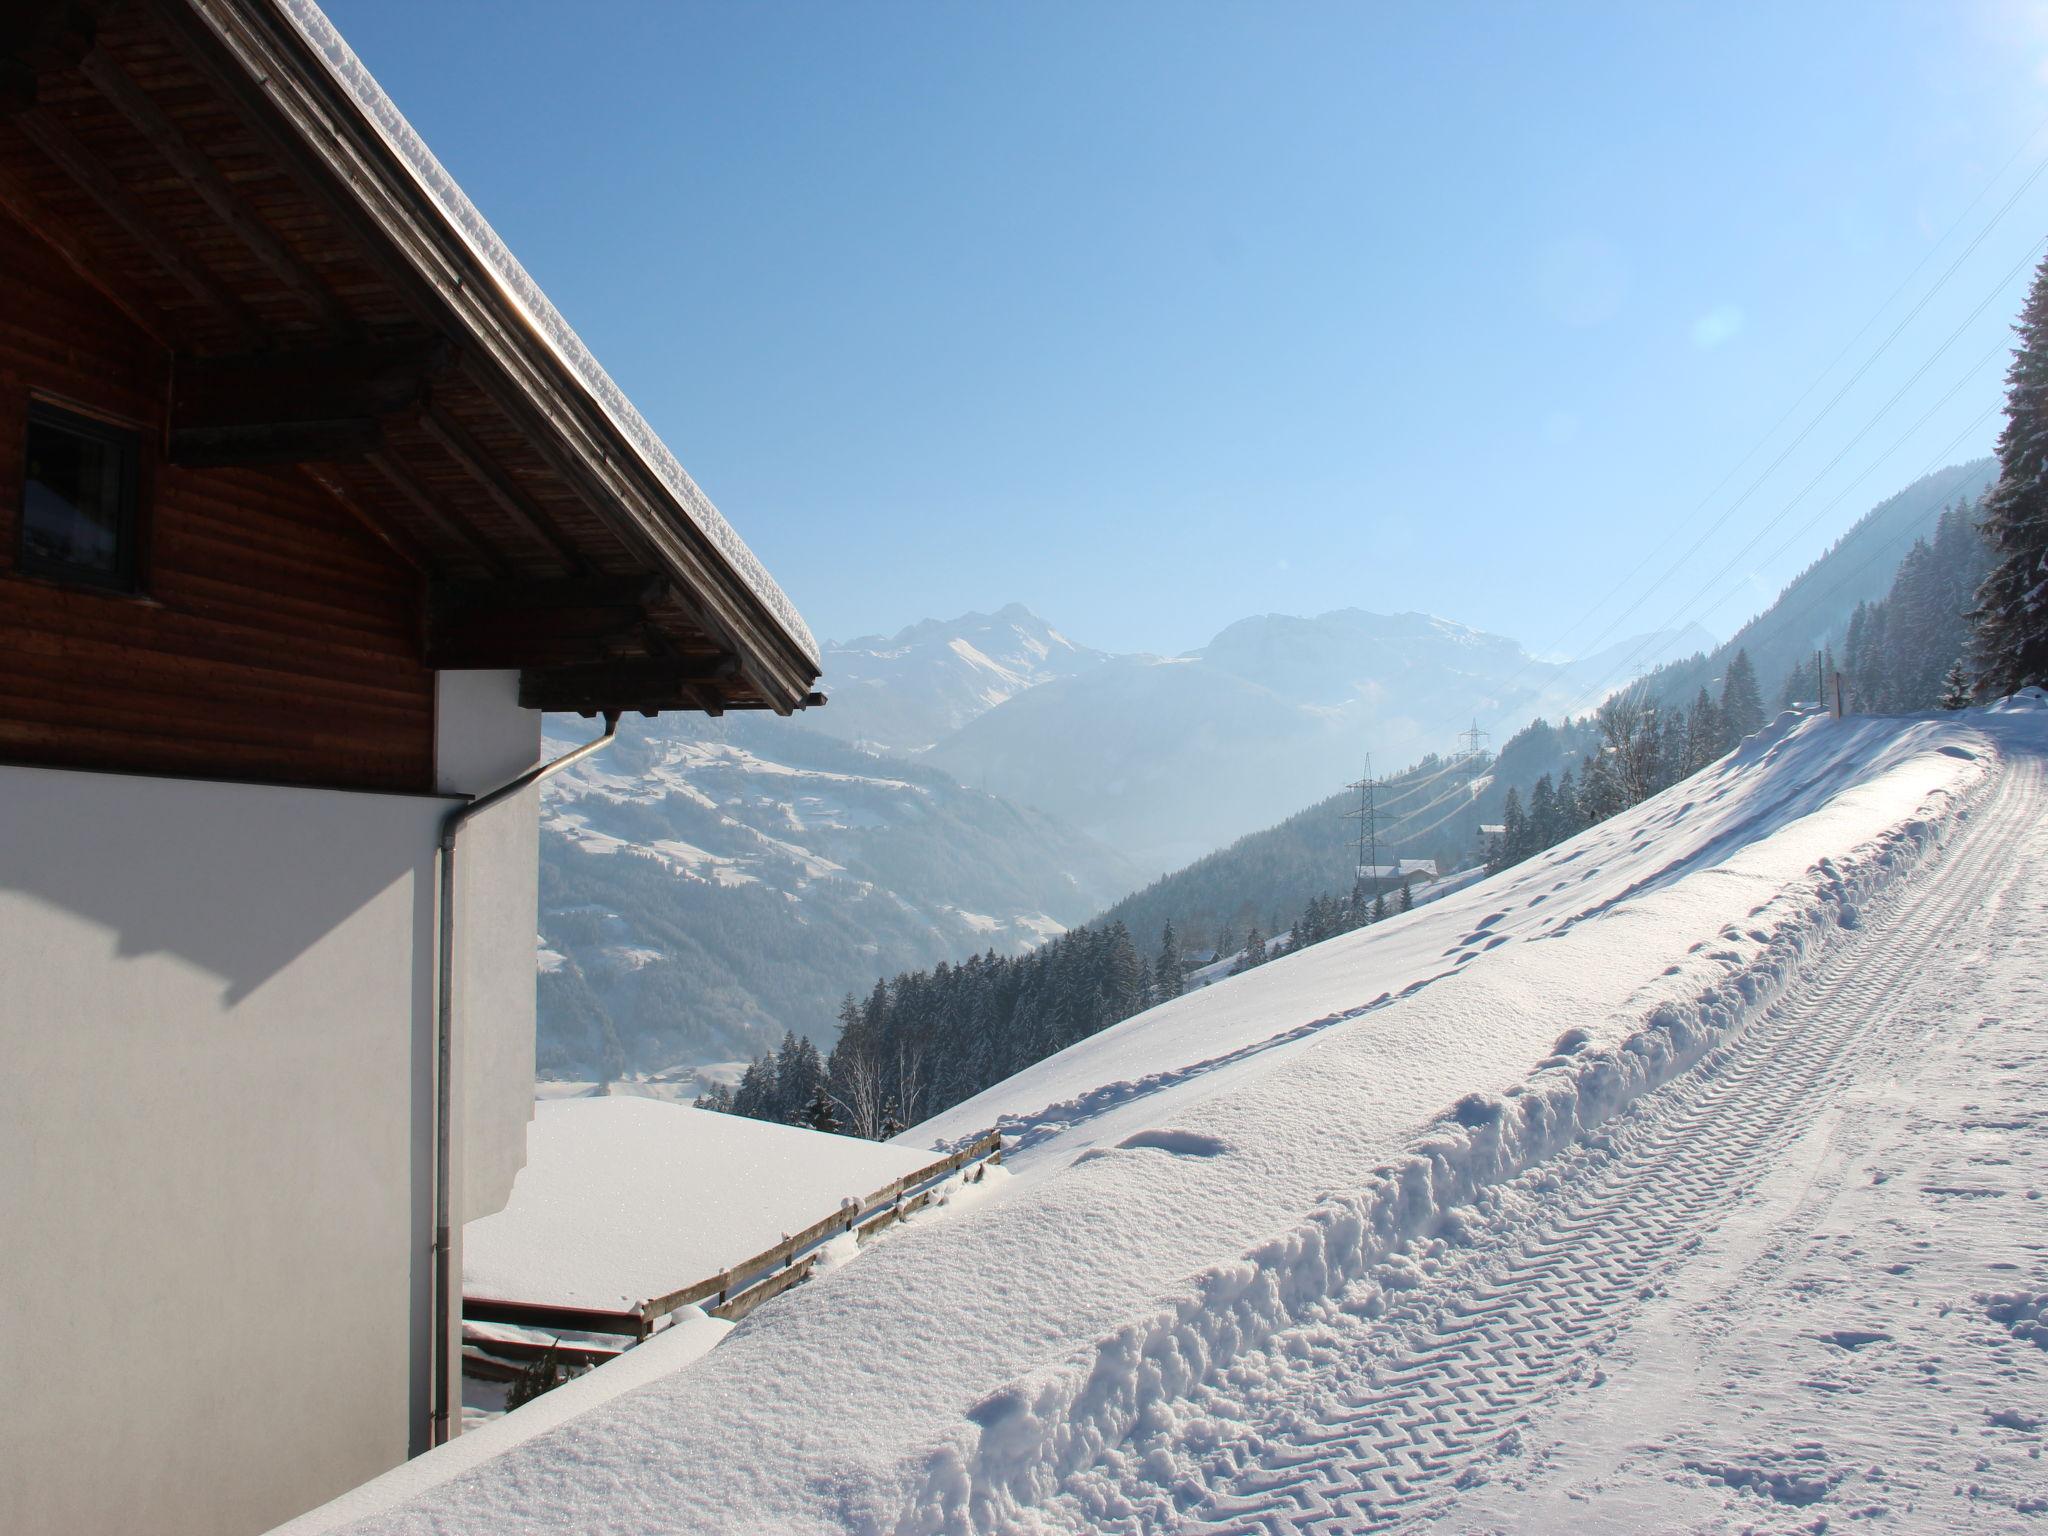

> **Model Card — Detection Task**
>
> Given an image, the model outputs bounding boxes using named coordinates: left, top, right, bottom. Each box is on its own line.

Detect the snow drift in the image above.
left=299, top=711, right=1994, bottom=1536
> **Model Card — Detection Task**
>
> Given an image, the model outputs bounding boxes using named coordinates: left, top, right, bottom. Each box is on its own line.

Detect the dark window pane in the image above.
left=20, top=407, right=136, bottom=587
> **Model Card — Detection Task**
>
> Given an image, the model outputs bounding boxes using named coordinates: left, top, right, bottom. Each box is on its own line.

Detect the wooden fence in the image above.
left=464, top=1130, right=1003, bottom=1351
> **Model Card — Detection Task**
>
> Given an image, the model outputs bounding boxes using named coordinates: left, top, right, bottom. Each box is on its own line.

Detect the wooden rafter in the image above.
left=365, top=446, right=509, bottom=578
left=0, top=156, right=168, bottom=342
left=417, top=404, right=584, bottom=573
left=13, top=103, right=262, bottom=344
left=77, top=44, right=355, bottom=336
left=297, top=463, right=437, bottom=575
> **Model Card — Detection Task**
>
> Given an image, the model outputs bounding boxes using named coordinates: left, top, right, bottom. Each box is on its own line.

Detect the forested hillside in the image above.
left=535, top=714, right=1134, bottom=1080
left=1629, top=460, right=1992, bottom=709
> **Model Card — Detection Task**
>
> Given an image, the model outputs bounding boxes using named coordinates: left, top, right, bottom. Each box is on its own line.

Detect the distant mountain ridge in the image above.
left=918, top=607, right=1713, bottom=873
left=808, top=604, right=1109, bottom=752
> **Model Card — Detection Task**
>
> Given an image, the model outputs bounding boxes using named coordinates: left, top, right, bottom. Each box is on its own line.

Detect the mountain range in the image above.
left=911, top=608, right=1712, bottom=872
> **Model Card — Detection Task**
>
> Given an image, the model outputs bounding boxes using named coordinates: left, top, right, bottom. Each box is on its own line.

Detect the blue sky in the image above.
left=323, top=0, right=2048, bottom=660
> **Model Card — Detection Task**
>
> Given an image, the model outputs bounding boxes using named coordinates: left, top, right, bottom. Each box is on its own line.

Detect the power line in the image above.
left=1342, top=758, right=1379, bottom=885
left=1378, top=122, right=2048, bottom=764
left=1543, top=328, right=2015, bottom=722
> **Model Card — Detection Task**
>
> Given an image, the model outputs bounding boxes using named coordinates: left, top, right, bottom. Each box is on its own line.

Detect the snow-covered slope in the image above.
left=301, top=704, right=2045, bottom=1535
left=535, top=713, right=1136, bottom=1079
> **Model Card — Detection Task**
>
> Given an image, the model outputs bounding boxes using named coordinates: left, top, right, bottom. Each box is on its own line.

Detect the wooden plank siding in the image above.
left=0, top=202, right=435, bottom=793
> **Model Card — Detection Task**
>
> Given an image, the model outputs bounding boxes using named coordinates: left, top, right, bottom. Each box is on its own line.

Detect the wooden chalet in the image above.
left=0, top=3, right=822, bottom=1533
left=0, top=0, right=821, bottom=795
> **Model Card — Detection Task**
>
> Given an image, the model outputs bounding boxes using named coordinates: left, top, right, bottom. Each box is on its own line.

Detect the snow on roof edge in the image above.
left=275, top=0, right=820, bottom=669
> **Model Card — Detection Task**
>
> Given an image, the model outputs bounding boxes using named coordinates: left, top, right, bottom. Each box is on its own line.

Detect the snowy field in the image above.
left=465, top=1098, right=940, bottom=1313
left=286, top=706, right=2048, bottom=1535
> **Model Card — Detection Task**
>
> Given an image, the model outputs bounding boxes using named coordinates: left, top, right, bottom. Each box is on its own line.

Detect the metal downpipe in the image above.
left=431, top=710, right=620, bottom=1447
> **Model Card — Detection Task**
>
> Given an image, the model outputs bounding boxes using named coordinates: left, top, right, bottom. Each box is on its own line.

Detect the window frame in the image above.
left=18, top=397, right=146, bottom=594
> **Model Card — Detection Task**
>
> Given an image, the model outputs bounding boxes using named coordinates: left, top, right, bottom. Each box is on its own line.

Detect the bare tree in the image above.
left=831, top=1049, right=886, bottom=1141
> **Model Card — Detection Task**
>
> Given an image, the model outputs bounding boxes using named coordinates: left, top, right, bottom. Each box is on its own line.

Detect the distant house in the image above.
left=0, top=4, right=818, bottom=1534
left=1357, top=858, right=1436, bottom=890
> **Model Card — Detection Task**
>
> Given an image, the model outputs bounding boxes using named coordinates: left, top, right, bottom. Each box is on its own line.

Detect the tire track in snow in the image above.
left=1068, top=752, right=2036, bottom=1536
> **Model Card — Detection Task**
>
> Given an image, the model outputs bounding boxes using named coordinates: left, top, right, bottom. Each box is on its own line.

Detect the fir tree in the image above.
left=1527, top=772, right=1560, bottom=850
left=1155, top=921, right=1184, bottom=1001
left=1370, top=890, right=1388, bottom=923
left=1397, top=880, right=1414, bottom=913
left=1720, top=649, right=1766, bottom=746
left=1940, top=660, right=1972, bottom=710
left=1500, top=786, right=1528, bottom=865
left=1972, top=250, right=2048, bottom=695
left=804, top=1080, right=838, bottom=1133
left=695, top=1081, right=734, bottom=1114
left=1236, top=926, right=1267, bottom=972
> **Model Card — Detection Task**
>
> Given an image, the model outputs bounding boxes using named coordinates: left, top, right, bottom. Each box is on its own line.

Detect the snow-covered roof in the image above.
left=465, top=1098, right=935, bottom=1313
left=275, top=0, right=820, bottom=672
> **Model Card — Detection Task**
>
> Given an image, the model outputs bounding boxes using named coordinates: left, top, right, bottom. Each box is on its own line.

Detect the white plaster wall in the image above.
left=433, top=670, right=542, bottom=1224
left=0, top=765, right=445, bottom=1536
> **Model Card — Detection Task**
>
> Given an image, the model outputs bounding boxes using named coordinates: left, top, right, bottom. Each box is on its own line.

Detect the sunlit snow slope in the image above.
left=304, top=705, right=2045, bottom=1536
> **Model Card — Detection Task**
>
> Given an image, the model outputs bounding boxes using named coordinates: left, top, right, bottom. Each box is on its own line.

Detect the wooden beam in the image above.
left=167, top=341, right=453, bottom=466
left=425, top=576, right=665, bottom=669
left=172, top=338, right=451, bottom=427
left=365, top=446, right=510, bottom=577
left=13, top=103, right=262, bottom=344
left=77, top=45, right=356, bottom=335
left=518, top=656, right=739, bottom=715
left=167, top=415, right=382, bottom=467
left=298, top=464, right=436, bottom=575
left=0, top=157, right=169, bottom=342
left=417, top=404, right=584, bottom=571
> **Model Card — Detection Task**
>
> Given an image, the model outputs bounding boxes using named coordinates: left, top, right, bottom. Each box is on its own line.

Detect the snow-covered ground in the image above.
left=465, top=1098, right=939, bottom=1313
left=286, top=706, right=2048, bottom=1535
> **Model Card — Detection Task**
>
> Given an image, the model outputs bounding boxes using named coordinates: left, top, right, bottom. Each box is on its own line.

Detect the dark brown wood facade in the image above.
left=0, top=0, right=819, bottom=793
left=0, top=201, right=437, bottom=790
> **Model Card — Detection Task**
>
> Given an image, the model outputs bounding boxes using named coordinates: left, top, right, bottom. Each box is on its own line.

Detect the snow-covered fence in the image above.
left=464, top=1130, right=1003, bottom=1345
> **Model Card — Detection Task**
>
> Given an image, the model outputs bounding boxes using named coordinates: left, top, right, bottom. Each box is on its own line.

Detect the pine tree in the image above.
left=695, top=1081, right=734, bottom=1113
left=1527, top=772, right=1561, bottom=850
left=732, top=1055, right=775, bottom=1119
left=1370, top=890, right=1388, bottom=923
left=1397, top=880, right=1414, bottom=913
left=1236, top=926, right=1266, bottom=972
left=1156, top=921, right=1184, bottom=1001
left=1500, top=786, right=1528, bottom=866
left=1720, top=649, right=1766, bottom=745
left=1685, top=688, right=1721, bottom=773
left=1972, top=250, right=2048, bottom=695
left=1940, top=660, right=1972, bottom=710
left=804, top=1081, right=839, bottom=1133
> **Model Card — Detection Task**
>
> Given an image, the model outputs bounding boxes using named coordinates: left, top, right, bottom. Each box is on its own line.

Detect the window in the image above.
left=19, top=401, right=141, bottom=591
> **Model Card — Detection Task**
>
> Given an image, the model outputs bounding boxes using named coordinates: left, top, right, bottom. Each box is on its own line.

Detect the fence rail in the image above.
left=463, top=1130, right=1003, bottom=1345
